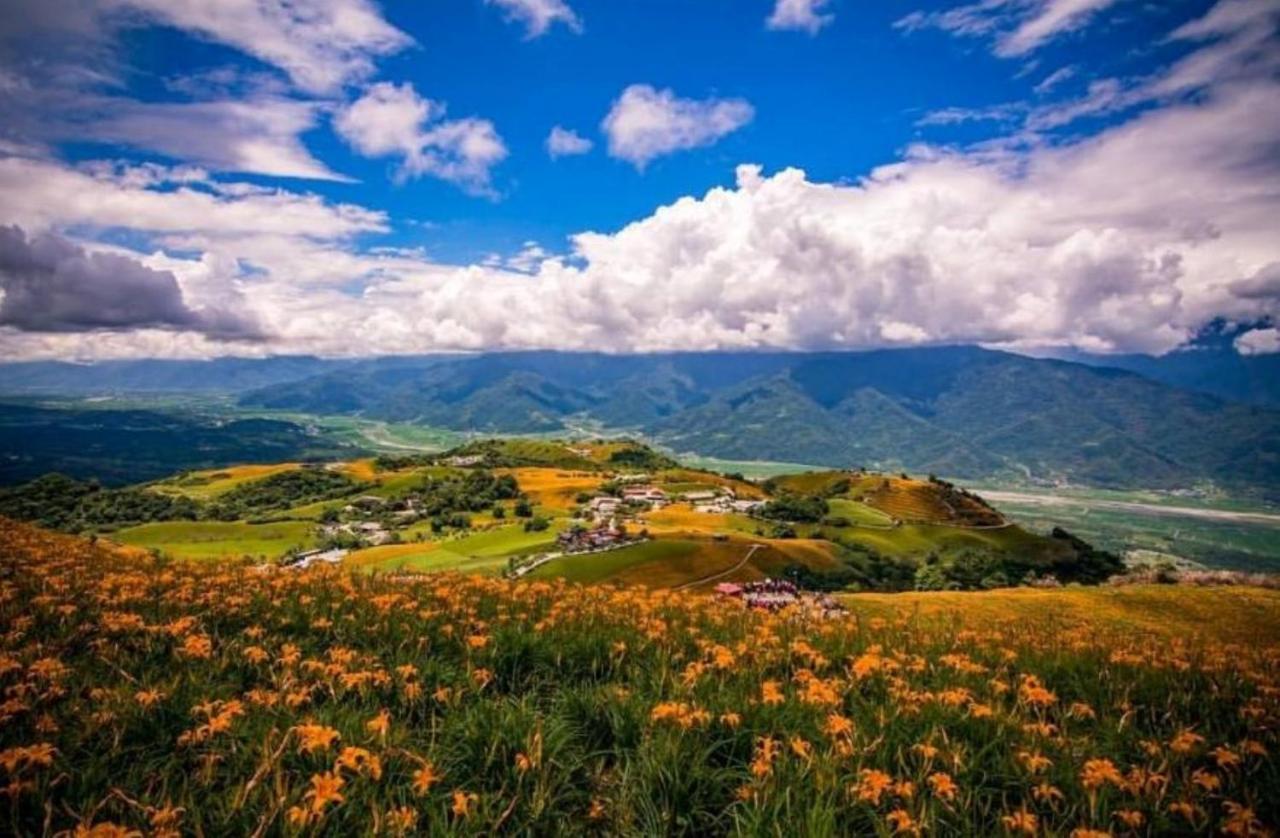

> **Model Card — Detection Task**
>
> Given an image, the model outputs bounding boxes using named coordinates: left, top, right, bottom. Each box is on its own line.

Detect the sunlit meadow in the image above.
left=1, top=521, right=1277, bottom=836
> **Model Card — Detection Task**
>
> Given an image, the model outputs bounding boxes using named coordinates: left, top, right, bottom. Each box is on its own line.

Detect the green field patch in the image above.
left=675, top=454, right=825, bottom=479
left=530, top=538, right=758, bottom=587
left=446, top=523, right=565, bottom=558
left=362, top=546, right=511, bottom=576
left=826, top=498, right=895, bottom=527
left=113, top=520, right=315, bottom=561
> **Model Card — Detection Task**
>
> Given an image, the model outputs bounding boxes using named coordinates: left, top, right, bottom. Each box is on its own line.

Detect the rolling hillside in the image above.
left=0, top=439, right=1125, bottom=590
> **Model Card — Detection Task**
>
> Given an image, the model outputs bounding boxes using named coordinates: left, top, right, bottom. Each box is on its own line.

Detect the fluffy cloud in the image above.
left=897, top=0, right=1122, bottom=57
left=334, top=82, right=508, bottom=194
left=0, top=225, right=259, bottom=337
left=766, top=0, right=835, bottom=35
left=602, top=85, right=754, bottom=170
left=545, top=126, right=593, bottom=158
left=101, top=0, right=412, bottom=94
left=485, top=0, right=581, bottom=38
left=1235, top=327, right=1280, bottom=355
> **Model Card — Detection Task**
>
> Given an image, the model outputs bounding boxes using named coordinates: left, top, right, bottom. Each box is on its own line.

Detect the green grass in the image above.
left=531, top=539, right=702, bottom=584
left=828, top=521, right=1053, bottom=560
left=826, top=498, right=895, bottom=527
left=351, top=524, right=565, bottom=575
left=447, top=523, right=565, bottom=557
left=113, top=520, right=316, bottom=560
left=674, top=453, right=825, bottom=479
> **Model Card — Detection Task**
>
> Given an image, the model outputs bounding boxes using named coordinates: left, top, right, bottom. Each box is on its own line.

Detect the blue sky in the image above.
left=0, top=0, right=1277, bottom=359
left=70, top=0, right=1217, bottom=259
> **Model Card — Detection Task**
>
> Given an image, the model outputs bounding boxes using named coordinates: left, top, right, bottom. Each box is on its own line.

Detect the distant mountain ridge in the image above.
left=2, top=348, right=1275, bottom=493
left=230, top=348, right=1280, bottom=494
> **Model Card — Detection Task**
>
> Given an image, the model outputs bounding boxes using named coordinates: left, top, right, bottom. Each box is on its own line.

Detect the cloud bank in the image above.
left=0, top=0, right=1277, bottom=361
left=0, top=225, right=260, bottom=338
left=3, top=64, right=1277, bottom=360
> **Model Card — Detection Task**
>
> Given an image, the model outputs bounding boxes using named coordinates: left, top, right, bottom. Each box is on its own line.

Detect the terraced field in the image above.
left=850, top=475, right=1003, bottom=526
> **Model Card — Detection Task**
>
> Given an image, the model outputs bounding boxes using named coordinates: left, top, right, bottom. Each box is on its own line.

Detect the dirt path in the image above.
left=675, top=543, right=763, bottom=591
left=982, top=491, right=1280, bottom=527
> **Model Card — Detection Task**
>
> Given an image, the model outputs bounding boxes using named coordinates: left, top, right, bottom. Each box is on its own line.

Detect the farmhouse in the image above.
left=622, top=486, right=668, bottom=506
left=444, top=454, right=485, bottom=467
left=557, top=523, right=628, bottom=552
left=586, top=496, right=622, bottom=521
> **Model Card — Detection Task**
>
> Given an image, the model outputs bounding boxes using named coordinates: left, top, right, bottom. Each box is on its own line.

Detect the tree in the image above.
left=514, top=499, right=534, bottom=518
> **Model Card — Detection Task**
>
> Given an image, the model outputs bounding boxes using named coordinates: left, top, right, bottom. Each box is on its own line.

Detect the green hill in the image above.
left=0, top=442, right=1121, bottom=590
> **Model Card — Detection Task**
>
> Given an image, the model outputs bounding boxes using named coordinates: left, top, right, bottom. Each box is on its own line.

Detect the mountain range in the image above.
left=232, top=348, right=1279, bottom=493
left=2, top=347, right=1277, bottom=494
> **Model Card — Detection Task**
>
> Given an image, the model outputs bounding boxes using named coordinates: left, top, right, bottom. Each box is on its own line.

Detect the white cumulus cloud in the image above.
left=1235, top=327, right=1280, bottom=355
left=766, top=0, right=835, bottom=35
left=334, top=82, right=508, bottom=194
left=545, top=126, right=593, bottom=158
left=602, top=84, right=754, bottom=170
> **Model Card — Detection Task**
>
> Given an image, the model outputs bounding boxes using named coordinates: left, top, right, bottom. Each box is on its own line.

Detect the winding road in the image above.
left=675, top=543, right=763, bottom=591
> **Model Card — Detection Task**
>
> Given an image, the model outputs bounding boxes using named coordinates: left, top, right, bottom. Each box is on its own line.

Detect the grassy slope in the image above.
left=348, top=524, right=565, bottom=574
left=151, top=463, right=303, bottom=499
left=112, top=520, right=316, bottom=560
left=826, top=498, right=895, bottom=527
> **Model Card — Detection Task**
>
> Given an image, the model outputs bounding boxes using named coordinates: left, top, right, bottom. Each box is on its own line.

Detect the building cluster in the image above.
left=443, top=454, right=485, bottom=467
left=556, top=522, right=632, bottom=553
left=688, top=487, right=765, bottom=515
left=714, top=578, right=846, bottom=618
left=622, top=486, right=669, bottom=506
left=581, top=483, right=667, bottom=525
left=321, top=520, right=393, bottom=546
left=318, top=494, right=431, bottom=547
left=283, top=548, right=349, bottom=570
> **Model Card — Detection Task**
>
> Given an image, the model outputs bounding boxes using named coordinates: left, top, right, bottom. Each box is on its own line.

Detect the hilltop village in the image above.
left=0, top=437, right=1124, bottom=593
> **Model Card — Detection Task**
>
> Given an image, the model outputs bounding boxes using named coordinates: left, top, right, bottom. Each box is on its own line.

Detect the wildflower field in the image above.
left=1, top=520, right=1277, bottom=836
